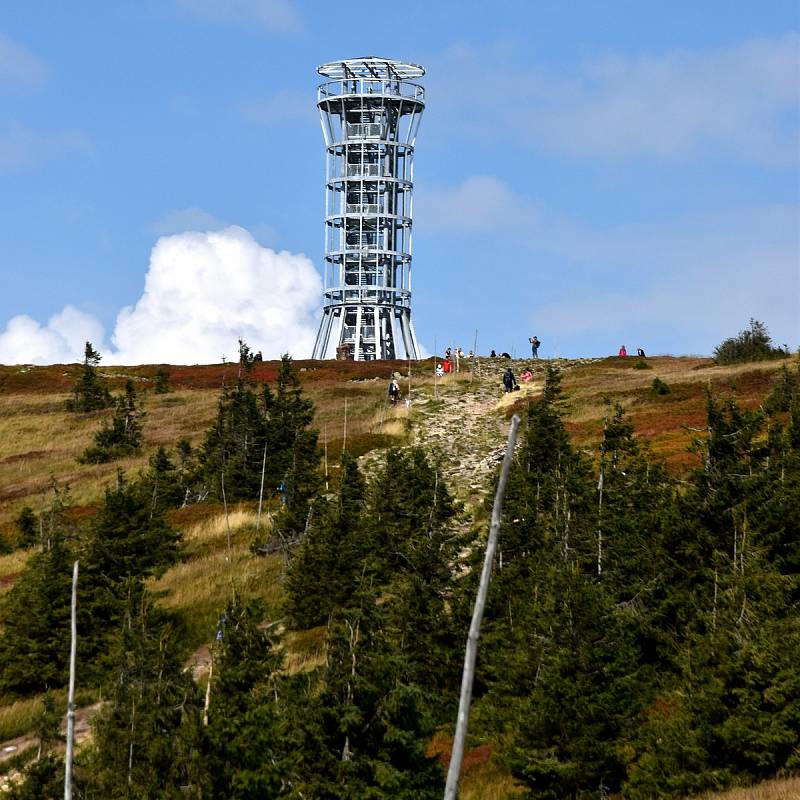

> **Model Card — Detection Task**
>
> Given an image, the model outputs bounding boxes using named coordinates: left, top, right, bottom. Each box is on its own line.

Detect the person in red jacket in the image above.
left=618, top=345, right=627, bottom=357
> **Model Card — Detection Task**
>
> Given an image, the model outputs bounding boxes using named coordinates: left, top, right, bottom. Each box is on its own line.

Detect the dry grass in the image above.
left=427, top=731, right=525, bottom=800
left=690, top=776, right=800, bottom=799
left=281, top=626, right=327, bottom=674
left=459, top=761, right=526, bottom=800
left=0, top=696, right=43, bottom=742
left=0, top=549, right=33, bottom=600
left=150, top=510, right=284, bottom=650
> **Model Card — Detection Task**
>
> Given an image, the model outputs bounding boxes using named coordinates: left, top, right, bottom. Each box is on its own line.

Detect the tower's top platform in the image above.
left=318, top=56, right=425, bottom=80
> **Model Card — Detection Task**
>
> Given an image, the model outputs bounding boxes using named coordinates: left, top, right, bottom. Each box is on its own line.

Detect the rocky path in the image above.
left=370, top=358, right=599, bottom=509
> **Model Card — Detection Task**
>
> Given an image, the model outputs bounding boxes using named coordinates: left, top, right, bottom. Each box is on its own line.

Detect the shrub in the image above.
left=153, top=368, right=171, bottom=394
left=633, top=359, right=652, bottom=370
left=651, top=377, right=671, bottom=395
left=713, top=319, right=789, bottom=365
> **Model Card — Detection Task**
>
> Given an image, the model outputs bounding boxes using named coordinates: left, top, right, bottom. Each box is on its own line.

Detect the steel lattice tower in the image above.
left=312, top=56, right=425, bottom=361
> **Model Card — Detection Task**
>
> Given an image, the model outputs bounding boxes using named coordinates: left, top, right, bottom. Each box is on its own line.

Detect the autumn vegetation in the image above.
left=0, top=323, right=796, bottom=798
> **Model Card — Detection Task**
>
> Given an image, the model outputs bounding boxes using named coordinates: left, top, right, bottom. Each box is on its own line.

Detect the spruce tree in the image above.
left=264, top=354, right=320, bottom=533
left=80, top=379, right=144, bottom=463
left=292, top=596, right=445, bottom=799
left=65, top=340, right=112, bottom=412
left=0, top=537, right=74, bottom=693
left=204, top=599, right=289, bottom=798
left=87, top=592, right=209, bottom=798
left=78, top=472, right=180, bottom=673
left=198, top=377, right=269, bottom=501
left=286, top=452, right=367, bottom=627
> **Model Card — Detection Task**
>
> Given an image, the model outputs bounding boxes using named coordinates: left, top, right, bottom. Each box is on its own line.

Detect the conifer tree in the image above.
left=80, top=379, right=144, bottom=463
left=137, top=445, right=185, bottom=514
left=14, top=505, right=37, bottom=548
left=78, top=472, right=180, bottom=673
left=87, top=592, right=208, bottom=798
left=0, top=536, right=74, bottom=693
left=153, top=367, right=171, bottom=394
left=292, top=596, right=445, bottom=799
left=199, top=377, right=269, bottom=501
left=264, top=354, right=320, bottom=533
left=65, top=340, right=112, bottom=412
left=286, top=452, right=367, bottom=627
left=204, top=599, right=289, bottom=798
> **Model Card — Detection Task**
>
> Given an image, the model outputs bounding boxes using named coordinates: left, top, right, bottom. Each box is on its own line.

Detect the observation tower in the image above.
left=311, top=56, right=425, bottom=360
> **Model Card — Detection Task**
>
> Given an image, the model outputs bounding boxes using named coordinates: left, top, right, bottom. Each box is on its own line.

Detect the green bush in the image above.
left=651, top=377, right=671, bottom=395
left=633, top=358, right=652, bottom=370
left=713, top=319, right=789, bottom=365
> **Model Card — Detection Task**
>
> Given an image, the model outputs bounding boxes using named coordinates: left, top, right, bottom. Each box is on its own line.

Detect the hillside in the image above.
left=0, top=353, right=796, bottom=798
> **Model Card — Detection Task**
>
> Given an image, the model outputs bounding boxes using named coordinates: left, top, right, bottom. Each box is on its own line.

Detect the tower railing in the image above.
left=312, top=57, right=424, bottom=361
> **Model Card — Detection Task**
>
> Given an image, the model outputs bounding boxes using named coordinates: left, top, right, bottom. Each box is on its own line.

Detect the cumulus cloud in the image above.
left=176, top=0, right=301, bottom=33
left=0, top=306, right=105, bottom=365
left=0, top=226, right=322, bottom=365
left=431, top=34, right=800, bottom=164
left=0, top=33, right=47, bottom=87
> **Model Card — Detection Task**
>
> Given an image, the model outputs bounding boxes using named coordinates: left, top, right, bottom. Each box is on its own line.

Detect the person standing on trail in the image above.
left=388, top=379, right=401, bottom=405
left=529, top=336, right=541, bottom=358
left=502, top=367, right=518, bottom=393
left=618, top=345, right=628, bottom=357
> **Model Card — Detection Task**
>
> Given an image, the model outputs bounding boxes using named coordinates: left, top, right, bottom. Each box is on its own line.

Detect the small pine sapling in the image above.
left=65, top=341, right=112, bottom=412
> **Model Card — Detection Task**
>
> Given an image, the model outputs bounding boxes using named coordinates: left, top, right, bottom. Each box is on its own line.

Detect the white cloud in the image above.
left=0, top=226, right=322, bottom=365
left=176, top=0, right=301, bottom=32
left=0, top=306, right=104, bottom=365
left=431, top=34, right=800, bottom=164
left=0, top=121, right=90, bottom=170
left=0, top=34, right=47, bottom=87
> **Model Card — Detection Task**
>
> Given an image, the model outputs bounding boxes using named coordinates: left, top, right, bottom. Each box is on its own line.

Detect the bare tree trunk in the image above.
left=444, top=415, right=520, bottom=800
left=221, top=473, right=232, bottom=560
left=596, top=466, right=604, bottom=576
left=256, top=443, right=268, bottom=531
left=324, top=424, right=329, bottom=491
left=203, top=656, right=213, bottom=726
left=343, top=398, right=348, bottom=455
left=64, top=560, right=78, bottom=800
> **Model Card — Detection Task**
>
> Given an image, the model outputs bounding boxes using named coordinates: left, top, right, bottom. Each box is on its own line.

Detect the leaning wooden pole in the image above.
left=444, top=415, right=520, bottom=800
left=64, top=560, right=78, bottom=800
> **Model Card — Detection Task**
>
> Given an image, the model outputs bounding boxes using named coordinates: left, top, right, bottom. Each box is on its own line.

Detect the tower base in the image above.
left=312, top=304, right=419, bottom=361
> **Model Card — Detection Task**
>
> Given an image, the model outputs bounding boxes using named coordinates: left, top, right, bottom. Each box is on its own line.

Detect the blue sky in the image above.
left=0, top=0, right=798, bottom=363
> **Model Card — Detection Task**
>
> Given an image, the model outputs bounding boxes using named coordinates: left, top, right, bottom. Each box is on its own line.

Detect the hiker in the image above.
left=467, top=350, right=474, bottom=359
left=388, top=379, right=401, bottom=405
left=445, top=346, right=452, bottom=360
left=500, top=351, right=512, bottom=359
left=618, top=345, right=628, bottom=357
left=529, top=336, right=541, bottom=358
left=502, top=367, right=518, bottom=393
left=443, top=358, right=452, bottom=374
left=490, top=349, right=497, bottom=358
left=277, top=480, right=287, bottom=506
left=254, top=350, right=263, bottom=362
left=520, top=368, right=533, bottom=382
left=637, top=347, right=646, bottom=357
left=435, top=363, right=444, bottom=377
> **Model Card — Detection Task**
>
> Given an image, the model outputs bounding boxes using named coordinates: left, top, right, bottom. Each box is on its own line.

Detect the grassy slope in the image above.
left=0, top=355, right=795, bottom=796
